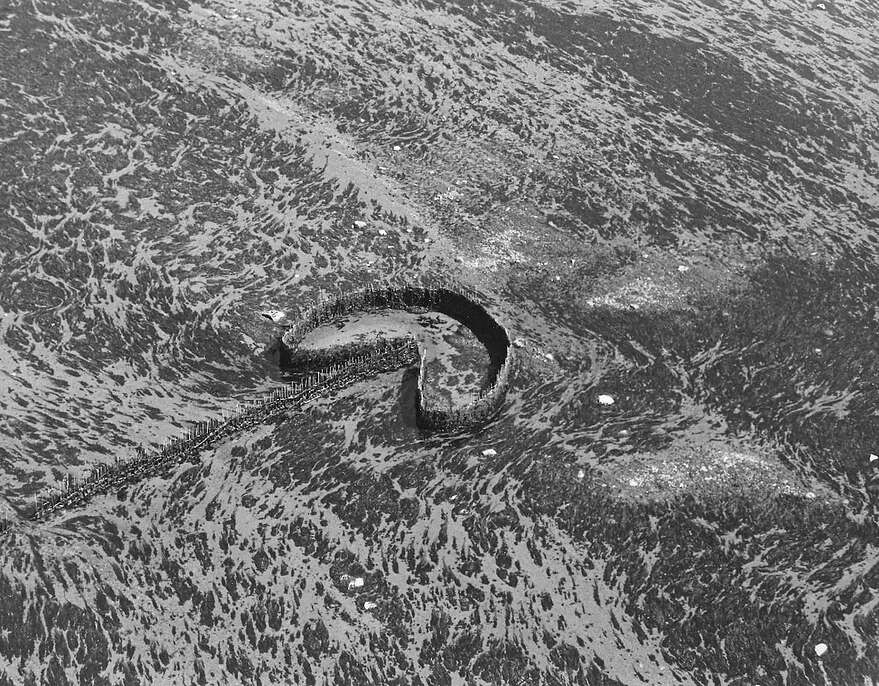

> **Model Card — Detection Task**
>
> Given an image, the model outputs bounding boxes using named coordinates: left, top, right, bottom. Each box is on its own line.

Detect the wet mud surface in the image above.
left=1, top=0, right=878, bottom=684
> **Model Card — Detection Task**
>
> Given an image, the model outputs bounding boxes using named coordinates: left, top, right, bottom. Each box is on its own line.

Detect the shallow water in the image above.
left=0, top=0, right=877, bottom=684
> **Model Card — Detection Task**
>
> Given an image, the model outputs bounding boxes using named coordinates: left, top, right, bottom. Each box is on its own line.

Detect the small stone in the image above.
left=378, top=229, right=387, bottom=236
left=677, top=265, right=690, bottom=272
left=577, top=469, right=585, bottom=479
left=354, top=220, right=367, bottom=229
left=814, top=642, right=828, bottom=657
left=348, top=577, right=364, bottom=589
left=805, top=491, right=816, bottom=499
left=481, top=448, right=497, bottom=457
left=393, top=145, right=401, bottom=151
left=513, top=338, right=526, bottom=348
left=544, top=353, right=555, bottom=362
left=628, top=478, right=639, bottom=487
left=869, top=453, right=878, bottom=463
left=598, top=394, right=615, bottom=406
left=363, top=601, right=377, bottom=610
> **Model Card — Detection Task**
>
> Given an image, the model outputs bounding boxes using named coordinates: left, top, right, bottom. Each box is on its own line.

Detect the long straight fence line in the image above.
left=0, top=280, right=513, bottom=538
left=0, top=338, right=419, bottom=537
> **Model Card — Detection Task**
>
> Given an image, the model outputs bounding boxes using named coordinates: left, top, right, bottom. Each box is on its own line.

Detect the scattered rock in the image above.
left=363, top=601, right=377, bottom=610
left=544, top=353, right=555, bottom=362
left=348, top=577, right=364, bottom=589
left=677, top=265, right=690, bottom=273
left=513, top=338, right=525, bottom=348
left=598, top=394, right=615, bottom=406
left=378, top=229, right=387, bottom=236
left=481, top=448, right=497, bottom=457
left=814, top=643, right=828, bottom=657
left=354, top=220, right=367, bottom=229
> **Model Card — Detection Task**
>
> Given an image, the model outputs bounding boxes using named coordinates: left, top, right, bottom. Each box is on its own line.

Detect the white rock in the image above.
left=513, top=338, right=526, bottom=348
left=814, top=642, right=828, bottom=657
left=805, top=491, right=816, bottom=499
left=481, top=448, right=497, bottom=457
left=544, top=353, right=555, bottom=362
left=393, top=145, right=401, bottom=151
left=378, top=229, right=387, bottom=236
left=363, top=601, right=377, bottom=610
left=870, top=453, right=878, bottom=463
left=598, top=394, right=615, bottom=406
left=354, top=220, right=367, bottom=229
left=260, top=309, right=286, bottom=324
left=348, top=577, right=364, bottom=589
left=677, top=265, right=690, bottom=273
left=577, top=469, right=585, bottom=480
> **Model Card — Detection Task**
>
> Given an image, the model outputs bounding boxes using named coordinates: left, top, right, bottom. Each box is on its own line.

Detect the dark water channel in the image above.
left=0, top=0, right=877, bottom=684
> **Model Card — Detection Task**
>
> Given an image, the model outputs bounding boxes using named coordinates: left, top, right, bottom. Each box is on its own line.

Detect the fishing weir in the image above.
left=0, top=281, right=514, bottom=537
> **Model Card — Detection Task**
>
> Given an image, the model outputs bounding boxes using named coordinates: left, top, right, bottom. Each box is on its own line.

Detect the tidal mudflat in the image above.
left=0, top=0, right=877, bottom=684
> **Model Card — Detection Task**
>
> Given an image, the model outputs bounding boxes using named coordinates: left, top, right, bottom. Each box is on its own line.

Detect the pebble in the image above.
left=577, top=469, right=585, bottom=479
left=544, top=353, right=555, bottom=362
left=481, top=448, right=497, bottom=457
left=354, top=220, right=367, bottom=229
left=598, top=394, right=615, bottom=406
left=870, top=454, right=878, bottom=463
left=393, top=145, right=401, bottom=151
left=677, top=265, right=690, bottom=272
left=348, top=577, right=364, bottom=589
left=512, top=338, right=525, bottom=348
left=805, top=491, right=816, bottom=499
left=814, top=643, right=828, bottom=657
left=378, top=229, right=387, bottom=236
left=363, top=601, right=377, bottom=610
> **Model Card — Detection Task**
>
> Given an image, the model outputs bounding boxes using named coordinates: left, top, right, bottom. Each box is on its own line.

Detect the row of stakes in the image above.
left=291, top=282, right=487, bottom=341
left=3, top=283, right=507, bottom=533
left=2, top=339, right=418, bottom=532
